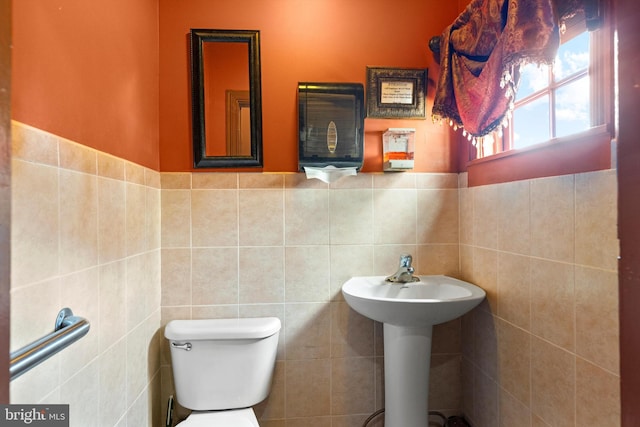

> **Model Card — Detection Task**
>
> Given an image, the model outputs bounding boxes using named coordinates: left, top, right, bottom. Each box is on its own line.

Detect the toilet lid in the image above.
left=178, top=409, right=259, bottom=427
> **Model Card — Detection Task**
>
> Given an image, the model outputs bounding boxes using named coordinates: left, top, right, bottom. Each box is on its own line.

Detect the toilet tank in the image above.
left=165, top=317, right=281, bottom=411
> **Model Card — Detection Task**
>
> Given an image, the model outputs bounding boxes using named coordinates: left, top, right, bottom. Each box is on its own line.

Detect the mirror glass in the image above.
left=191, top=29, right=263, bottom=168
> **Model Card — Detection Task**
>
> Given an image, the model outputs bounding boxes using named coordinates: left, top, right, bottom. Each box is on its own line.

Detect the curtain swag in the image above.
left=431, top=0, right=592, bottom=142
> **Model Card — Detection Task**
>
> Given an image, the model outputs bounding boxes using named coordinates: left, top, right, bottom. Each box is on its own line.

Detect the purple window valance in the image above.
left=432, top=0, right=588, bottom=139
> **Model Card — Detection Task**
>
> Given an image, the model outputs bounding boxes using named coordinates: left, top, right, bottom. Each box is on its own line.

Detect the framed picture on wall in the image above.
left=366, top=67, right=428, bottom=119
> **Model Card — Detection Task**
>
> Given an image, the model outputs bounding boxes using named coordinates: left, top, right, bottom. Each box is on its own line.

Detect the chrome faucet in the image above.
left=385, top=254, right=420, bottom=283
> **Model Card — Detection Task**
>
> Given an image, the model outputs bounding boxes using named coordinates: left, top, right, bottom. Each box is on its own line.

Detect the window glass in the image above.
left=516, top=62, right=549, bottom=101
left=555, top=76, right=591, bottom=137
left=513, top=95, right=550, bottom=148
left=554, top=31, right=590, bottom=81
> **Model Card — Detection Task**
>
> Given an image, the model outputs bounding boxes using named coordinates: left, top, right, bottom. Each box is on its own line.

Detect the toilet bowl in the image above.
left=165, top=317, right=281, bottom=427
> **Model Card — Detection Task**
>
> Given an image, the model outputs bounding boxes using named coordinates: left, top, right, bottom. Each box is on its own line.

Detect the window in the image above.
left=505, top=13, right=598, bottom=150
left=466, top=9, right=615, bottom=186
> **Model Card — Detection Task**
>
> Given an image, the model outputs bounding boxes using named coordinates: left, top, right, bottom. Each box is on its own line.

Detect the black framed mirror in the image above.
left=190, top=29, right=263, bottom=168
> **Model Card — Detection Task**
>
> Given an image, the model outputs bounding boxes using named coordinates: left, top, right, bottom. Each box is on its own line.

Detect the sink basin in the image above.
left=342, top=274, right=485, bottom=427
left=342, top=275, right=486, bottom=327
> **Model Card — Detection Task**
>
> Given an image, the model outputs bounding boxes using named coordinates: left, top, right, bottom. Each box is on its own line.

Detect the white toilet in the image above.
left=164, top=317, right=281, bottom=426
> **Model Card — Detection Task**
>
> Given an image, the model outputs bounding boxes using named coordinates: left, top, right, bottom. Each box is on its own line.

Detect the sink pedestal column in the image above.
left=383, top=323, right=433, bottom=427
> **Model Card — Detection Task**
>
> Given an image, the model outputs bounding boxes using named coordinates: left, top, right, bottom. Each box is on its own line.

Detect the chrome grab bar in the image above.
left=10, top=308, right=90, bottom=381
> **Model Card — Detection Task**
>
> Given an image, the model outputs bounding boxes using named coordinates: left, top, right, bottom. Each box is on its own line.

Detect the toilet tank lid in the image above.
left=164, top=317, right=281, bottom=341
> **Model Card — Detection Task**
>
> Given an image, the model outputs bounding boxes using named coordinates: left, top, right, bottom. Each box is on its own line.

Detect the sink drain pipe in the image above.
left=361, top=408, right=469, bottom=427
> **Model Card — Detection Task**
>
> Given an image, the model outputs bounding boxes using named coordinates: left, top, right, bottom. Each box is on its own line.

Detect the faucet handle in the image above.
left=399, top=254, right=413, bottom=268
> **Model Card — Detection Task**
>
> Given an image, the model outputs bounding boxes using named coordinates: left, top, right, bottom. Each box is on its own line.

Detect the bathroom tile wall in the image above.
left=10, top=122, right=162, bottom=426
left=159, top=171, right=463, bottom=426
left=458, top=170, right=620, bottom=427
left=9, top=121, right=620, bottom=427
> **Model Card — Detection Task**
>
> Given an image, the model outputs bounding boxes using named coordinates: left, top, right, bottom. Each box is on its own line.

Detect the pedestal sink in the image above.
left=342, top=275, right=485, bottom=427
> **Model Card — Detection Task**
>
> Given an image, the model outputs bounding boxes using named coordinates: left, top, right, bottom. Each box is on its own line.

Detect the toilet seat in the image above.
left=177, top=408, right=259, bottom=427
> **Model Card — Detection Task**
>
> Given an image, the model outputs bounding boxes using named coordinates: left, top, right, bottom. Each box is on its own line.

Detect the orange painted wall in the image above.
left=12, top=0, right=160, bottom=170
left=159, top=0, right=460, bottom=172
left=11, top=1, right=460, bottom=173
